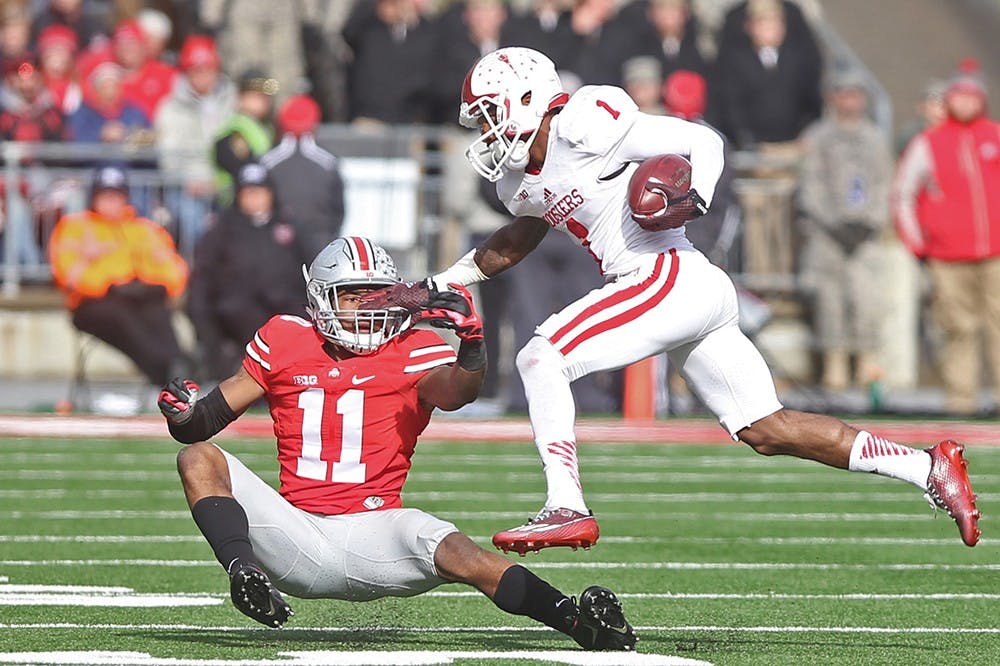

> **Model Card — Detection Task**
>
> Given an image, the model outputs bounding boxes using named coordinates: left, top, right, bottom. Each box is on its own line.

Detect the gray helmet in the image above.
left=303, top=237, right=410, bottom=354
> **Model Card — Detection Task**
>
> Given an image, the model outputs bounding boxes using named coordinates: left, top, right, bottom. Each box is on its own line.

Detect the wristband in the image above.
left=457, top=338, right=487, bottom=372
left=432, top=249, right=488, bottom=289
left=167, top=386, right=238, bottom=445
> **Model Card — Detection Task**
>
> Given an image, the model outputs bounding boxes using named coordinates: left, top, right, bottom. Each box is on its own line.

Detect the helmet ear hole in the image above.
left=521, top=92, right=532, bottom=106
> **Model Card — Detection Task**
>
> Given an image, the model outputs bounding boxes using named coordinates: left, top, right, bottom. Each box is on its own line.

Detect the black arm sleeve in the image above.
left=167, top=386, right=239, bottom=445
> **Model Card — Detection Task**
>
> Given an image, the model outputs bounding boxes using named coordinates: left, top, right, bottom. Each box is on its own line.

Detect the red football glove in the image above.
left=414, top=283, right=484, bottom=342
left=158, top=378, right=199, bottom=425
left=632, top=188, right=708, bottom=231
left=358, top=278, right=435, bottom=313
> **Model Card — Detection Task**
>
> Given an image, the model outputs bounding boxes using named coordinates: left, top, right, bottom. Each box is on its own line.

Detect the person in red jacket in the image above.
left=893, top=59, right=1000, bottom=416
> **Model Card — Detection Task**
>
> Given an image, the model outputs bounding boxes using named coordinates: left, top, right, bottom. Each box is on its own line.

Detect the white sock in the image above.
left=848, top=430, right=932, bottom=490
left=517, top=337, right=588, bottom=513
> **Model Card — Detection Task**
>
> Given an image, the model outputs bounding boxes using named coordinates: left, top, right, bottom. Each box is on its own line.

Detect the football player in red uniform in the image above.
left=157, top=236, right=636, bottom=651
left=386, top=46, right=981, bottom=554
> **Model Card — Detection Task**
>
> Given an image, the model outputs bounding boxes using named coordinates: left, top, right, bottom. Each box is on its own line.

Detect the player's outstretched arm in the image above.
left=416, top=284, right=487, bottom=411
left=434, top=215, right=548, bottom=287
left=158, top=366, right=264, bottom=444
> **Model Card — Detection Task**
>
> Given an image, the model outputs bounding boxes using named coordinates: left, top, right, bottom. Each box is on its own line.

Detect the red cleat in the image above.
left=492, top=508, right=600, bottom=555
left=924, top=440, right=981, bottom=547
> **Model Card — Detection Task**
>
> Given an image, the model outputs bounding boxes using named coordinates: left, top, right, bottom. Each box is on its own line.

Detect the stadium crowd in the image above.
left=1, top=0, right=998, bottom=418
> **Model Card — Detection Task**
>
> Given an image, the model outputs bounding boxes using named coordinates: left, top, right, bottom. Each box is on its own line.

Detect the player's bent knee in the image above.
left=434, top=532, right=509, bottom=591
left=737, top=410, right=790, bottom=456
left=515, top=336, right=559, bottom=378
left=176, top=441, right=225, bottom=478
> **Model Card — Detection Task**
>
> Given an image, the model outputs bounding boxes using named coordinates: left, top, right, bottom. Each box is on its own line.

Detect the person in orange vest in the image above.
left=49, top=165, right=189, bottom=386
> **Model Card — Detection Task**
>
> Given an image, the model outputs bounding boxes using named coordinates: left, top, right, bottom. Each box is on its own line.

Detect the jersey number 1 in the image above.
left=295, top=388, right=366, bottom=483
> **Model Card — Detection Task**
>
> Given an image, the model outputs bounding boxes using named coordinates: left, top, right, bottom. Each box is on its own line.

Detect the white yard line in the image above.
left=2, top=559, right=999, bottom=571
left=0, top=535, right=200, bottom=543
left=0, top=534, right=967, bottom=546
left=1, top=622, right=998, bottom=635
left=0, top=649, right=706, bottom=666
left=426, top=591, right=1000, bottom=600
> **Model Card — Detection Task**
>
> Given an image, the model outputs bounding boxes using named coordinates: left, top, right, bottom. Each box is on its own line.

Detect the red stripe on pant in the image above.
left=554, top=250, right=679, bottom=357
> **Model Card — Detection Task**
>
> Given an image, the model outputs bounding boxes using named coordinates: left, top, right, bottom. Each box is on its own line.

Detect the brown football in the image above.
left=627, top=154, right=692, bottom=230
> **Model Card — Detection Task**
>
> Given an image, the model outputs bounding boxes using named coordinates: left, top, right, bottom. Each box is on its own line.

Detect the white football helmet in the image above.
left=459, top=47, right=568, bottom=182
left=303, top=237, right=410, bottom=355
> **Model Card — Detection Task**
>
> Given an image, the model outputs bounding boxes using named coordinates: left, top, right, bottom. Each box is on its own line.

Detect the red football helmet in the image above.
left=459, top=47, right=568, bottom=182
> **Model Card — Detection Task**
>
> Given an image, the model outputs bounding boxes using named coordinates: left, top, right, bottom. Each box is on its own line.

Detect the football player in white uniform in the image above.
left=396, top=47, right=980, bottom=554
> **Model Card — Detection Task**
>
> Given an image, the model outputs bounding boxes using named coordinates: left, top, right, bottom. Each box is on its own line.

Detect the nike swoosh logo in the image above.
left=351, top=375, right=376, bottom=385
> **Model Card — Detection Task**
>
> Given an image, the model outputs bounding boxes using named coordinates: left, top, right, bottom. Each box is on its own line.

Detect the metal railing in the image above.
left=1, top=127, right=455, bottom=298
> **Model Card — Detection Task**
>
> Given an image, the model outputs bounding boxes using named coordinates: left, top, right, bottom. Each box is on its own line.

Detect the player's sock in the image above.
left=190, top=496, right=257, bottom=574
left=517, top=337, right=588, bottom=513
left=848, top=431, right=932, bottom=489
left=492, top=565, right=578, bottom=634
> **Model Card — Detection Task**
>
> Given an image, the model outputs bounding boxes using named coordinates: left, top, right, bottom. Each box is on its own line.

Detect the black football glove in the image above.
left=357, top=278, right=435, bottom=313
left=158, top=378, right=199, bottom=425
left=633, top=188, right=708, bottom=231
left=414, top=283, right=484, bottom=342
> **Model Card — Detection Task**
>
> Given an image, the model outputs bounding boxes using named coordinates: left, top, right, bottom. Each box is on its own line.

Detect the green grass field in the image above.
left=1, top=430, right=997, bottom=665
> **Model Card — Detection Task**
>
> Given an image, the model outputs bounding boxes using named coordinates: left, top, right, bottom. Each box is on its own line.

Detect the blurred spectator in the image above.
left=68, top=61, right=151, bottom=145
left=895, top=78, right=947, bottom=156
left=37, top=23, right=81, bottom=115
left=0, top=53, right=65, bottom=141
left=136, top=8, right=173, bottom=63
left=0, top=3, right=31, bottom=72
left=500, top=0, right=575, bottom=70
left=562, top=0, right=632, bottom=85
left=430, top=0, right=508, bottom=126
left=31, top=0, right=107, bottom=51
left=715, top=0, right=822, bottom=149
left=260, top=94, right=345, bottom=260
left=48, top=165, right=189, bottom=387
left=715, top=0, right=821, bottom=277
left=893, top=60, right=1000, bottom=416
left=798, top=70, right=893, bottom=391
left=295, top=0, right=352, bottom=122
left=213, top=67, right=277, bottom=204
left=186, top=162, right=308, bottom=381
left=109, top=18, right=177, bottom=120
left=622, top=55, right=664, bottom=115
left=154, top=34, right=236, bottom=258
left=627, top=0, right=708, bottom=82
left=342, top=0, right=437, bottom=125
left=718, top=0, right=821, bottom=82
left=198, top=0, right=305, bottom=104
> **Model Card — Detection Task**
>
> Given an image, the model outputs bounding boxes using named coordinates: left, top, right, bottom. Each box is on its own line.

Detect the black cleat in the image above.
left=229, top=562, right=294, bottom=628
left=570, top=585, right=637, bottom=651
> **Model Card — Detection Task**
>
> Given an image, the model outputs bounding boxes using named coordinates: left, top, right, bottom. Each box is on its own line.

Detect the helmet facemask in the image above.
left=461, top=92, right=537, bottom=182
left=303, top=237, right=412, bottom=355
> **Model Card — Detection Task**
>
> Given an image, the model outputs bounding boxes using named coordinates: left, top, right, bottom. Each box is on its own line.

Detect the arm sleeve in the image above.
left=166, top=386, right=238, bottom=444
left=614, top=114, right=726, bottom=207
left=892, top=134, right=932, bottom=256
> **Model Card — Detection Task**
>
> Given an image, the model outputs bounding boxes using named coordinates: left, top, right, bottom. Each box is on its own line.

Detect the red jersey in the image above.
left=242, top=315, right=457, bottom=515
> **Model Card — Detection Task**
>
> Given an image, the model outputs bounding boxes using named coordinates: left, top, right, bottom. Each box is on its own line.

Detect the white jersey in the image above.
left=496, top=85, right=724, bottom=277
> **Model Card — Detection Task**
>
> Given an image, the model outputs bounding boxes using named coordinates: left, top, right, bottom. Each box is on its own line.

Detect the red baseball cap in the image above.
left=278, top=94, right=321, bottom=136
left=38, top=25, right=78, bottom=53
left=178, top=35, right=220, bottom=71
left=663, top=69, right=707, bottom=120
left=113, top=19, right=145, bottom=45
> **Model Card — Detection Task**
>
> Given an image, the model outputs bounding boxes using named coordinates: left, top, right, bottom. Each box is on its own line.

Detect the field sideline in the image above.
left=1, top=414, right=998, bottom=665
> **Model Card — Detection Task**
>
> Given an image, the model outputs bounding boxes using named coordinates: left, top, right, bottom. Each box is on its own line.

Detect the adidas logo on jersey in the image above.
left=543, top=188, right=557, bottom=205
